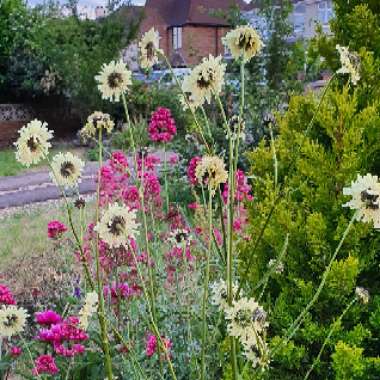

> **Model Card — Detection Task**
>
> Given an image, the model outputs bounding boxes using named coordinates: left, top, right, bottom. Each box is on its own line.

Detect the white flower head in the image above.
left=195, top=155, right=228, bottom=192
left=182, top=55, right=226, bottom=106
left=139, top=28, right=162, bottom=69
left=355, top=286, right=370, bottom=305
left=95, top=60, right=132, bottom=102
left=268, top=259, right=284, bottom=274
left=210, top=279, right=240, bottom=311
left=79, top=291, right=98, bottom=330
left=343, top=173, right=380, bottom=229
left=14, top=119, right=53, bottom=167
left=178, top=93, right=202, bottom=112
left=50, top=152, right=85, bottom=189
left=168, top=228, right=192, bottom=249
left=95, top=203, right=140, bottom=248
left=336, top=45, right=360, bottom=85
left=81, top=111, right=115, bottom=139
left=224, top=297, right=268, bottom=345
left=0, top=305, right=28, bottom=338
left=223, top=25, right=264, bottom=62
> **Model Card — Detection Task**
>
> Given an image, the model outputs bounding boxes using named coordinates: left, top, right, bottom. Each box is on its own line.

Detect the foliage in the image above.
left=1, top=1, right=140, bottom=117
left=241, top=67, right=380, bottom=380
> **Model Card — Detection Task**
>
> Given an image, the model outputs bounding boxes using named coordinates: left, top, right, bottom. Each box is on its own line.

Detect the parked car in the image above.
left=133, top=68, right=191, bottom=87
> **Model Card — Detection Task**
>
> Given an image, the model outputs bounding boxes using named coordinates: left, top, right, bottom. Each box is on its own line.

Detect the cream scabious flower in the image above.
left=0, top=305, right=28, bottom=338
left=223, top=25, right=263, bottom=62
left=79, top=291, right=98, bottom=330
left=50, top=152, right=85, bottom=188
left=95, top=203, right=140, bottom=248
left=139, top=28, right=162, bottom=69
left=81, top=111, right=115, bottom=139
left=336, top=45, right=360, bottom=85
left=95, top=60, right=132, bottom=102
left=178, top=93, right=202, bottom=112
left=355, top=286, right=370, bottom=305
left=210, top=279, right=239, bottom=311
left=343, top=174, right=380, bottom=229
left=195, top=155, right=228, bottom=191
left=224, top=297, right=268, bottom=344
left=182, top=55, right=226, bottom=106
left=14, top=119, right=53, bottom=167
left=168, top=228, right=192, bottom=249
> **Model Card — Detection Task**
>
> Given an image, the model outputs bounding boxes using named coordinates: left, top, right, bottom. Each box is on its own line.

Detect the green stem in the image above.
left=275, top=212, right=356, bottom=354
left=94, top=128, right=113, bottom=380
left=163, top=144, right=170, bottom=212
left=304, top=297, right=357, bottom=380
left=200, top=189, right=213, bottom=380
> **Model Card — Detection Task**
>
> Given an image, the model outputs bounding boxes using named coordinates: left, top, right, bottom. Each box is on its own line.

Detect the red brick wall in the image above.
left=0, top=121, right=23, bottom=148
left=167, top=25, right=230, bottom=66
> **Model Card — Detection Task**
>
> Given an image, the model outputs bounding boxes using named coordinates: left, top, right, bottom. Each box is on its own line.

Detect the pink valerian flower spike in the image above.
left=148, top=107, right=177, bottom=143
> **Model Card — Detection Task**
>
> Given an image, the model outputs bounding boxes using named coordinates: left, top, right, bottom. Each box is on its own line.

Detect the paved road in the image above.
left=0, top=163, right=98, bottom=209
left=0, top=150, right=172, bottom=209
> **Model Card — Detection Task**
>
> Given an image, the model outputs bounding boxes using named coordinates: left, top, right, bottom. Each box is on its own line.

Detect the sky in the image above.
left=28, top=0, right=146, bottom=6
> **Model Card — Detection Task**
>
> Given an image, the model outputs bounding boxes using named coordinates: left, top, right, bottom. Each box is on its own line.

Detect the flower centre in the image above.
left=238, top=33, right=254, bottom=50
left=235, top=309, right=253, bottom=327
left=27, top=136, right=40, bottom=152
left=197, top=70, right=214, bottom=89
left=107, top=72, right=123, bottom=89
left=108, top=216, right=125, bottom=236
left=60, top=161, right=75, bottom=178
left=361, top=188, right=379, bottom=209
left=4, top=314, right=18, bottom=327
left=175, top=232, right=187, bottom=243
left=146, top=42, right=155, bottom=60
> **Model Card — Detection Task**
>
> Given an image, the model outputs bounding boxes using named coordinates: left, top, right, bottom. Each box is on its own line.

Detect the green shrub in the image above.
left=241, top=77, right=380, bottom=378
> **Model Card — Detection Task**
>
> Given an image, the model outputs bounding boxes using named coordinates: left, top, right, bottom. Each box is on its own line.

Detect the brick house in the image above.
left=139, top=0, right=251, bottom=67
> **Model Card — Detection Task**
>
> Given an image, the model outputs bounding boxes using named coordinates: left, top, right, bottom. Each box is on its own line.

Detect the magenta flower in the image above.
left=148, top=107, right=177, bottom=143
left=0, top=284, right=16, bottom=305
left=10, top=346, right=22, bottom=357
left=145, top=333, right=172, bottom=358
left=47, top=220, right=67, bottom=239
left=222, top=169, right=253, bottom=204
left=35, top=310, right=62, bottom=326
left=32, top=355, right=59, bottom=376
left=146, top=334, right=157, bottom=357
left=187, top=156, right=201, bottom=185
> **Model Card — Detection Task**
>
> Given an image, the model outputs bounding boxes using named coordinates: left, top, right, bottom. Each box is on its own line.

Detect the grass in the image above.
left=0, top=200, right=93, bottom=271
left=0, top=145, right=87, bottom=177
left=0, top=149, right=25, bottom=176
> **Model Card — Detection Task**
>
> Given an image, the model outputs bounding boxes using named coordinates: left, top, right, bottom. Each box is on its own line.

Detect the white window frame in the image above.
left=173, top=27, right=182, bottom=50
left=318, top=0, right=333, bottom=25
left=293, top=3, right=306, bottom=34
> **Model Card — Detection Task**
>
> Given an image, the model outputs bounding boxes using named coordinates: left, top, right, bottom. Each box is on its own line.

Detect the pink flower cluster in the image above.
left=32, top=355, right=59, bottom=376
left=0, top=284, right=16, bottom=305
left=148, top=107, right=177, bottom=143
left=187, top=156, right=201, bottom=186
left=145, top=333, right=172, bottom=358
left=99, top=151, right=130, bottom=206
left=103, top=282, right=137, bottom=304
left=35, top=310, right=62, bottom=326
left=222, top=169, right=253, bottom=204
left=47, top=220, right=67, bottom=239
left=37, top=315, right=88, bottom=358
left=99, top=150, right=162, bottom=212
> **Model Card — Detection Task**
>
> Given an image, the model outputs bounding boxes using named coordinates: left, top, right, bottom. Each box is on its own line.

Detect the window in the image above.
left=293, top=4, right=306, bottom=34
left=318, top=0, right=333, bottom=24
left=173, top=27, right=182, bottom=50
